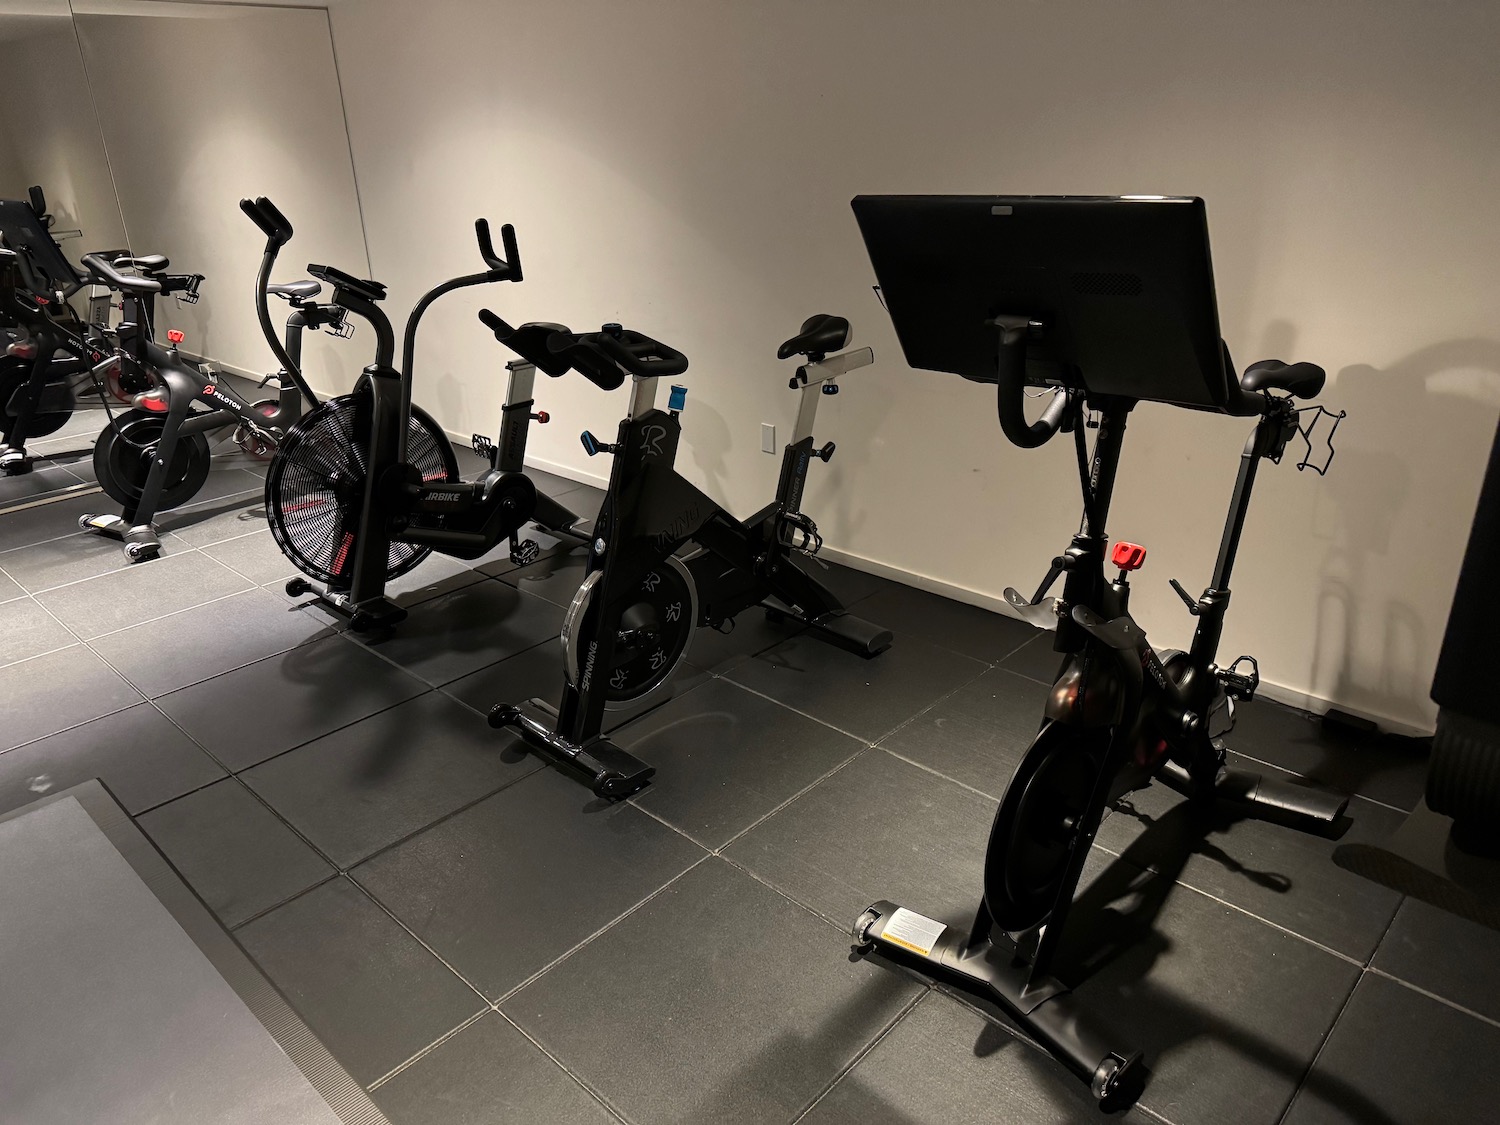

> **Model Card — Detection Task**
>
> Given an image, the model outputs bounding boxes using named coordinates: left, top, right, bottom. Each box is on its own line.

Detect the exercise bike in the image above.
left=259, top=207, right=591, bottom=631
left=488, top=315, right=893, bottom=798
left=844, top=194, right=1350, bottom=1104
left=76, top=201, right=336, bottom=563
left=0, top=189, right=109, bottom=474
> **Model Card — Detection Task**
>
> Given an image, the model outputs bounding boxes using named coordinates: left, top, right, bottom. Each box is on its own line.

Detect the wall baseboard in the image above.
left=816, top=542, right=1437, bottom=741
left=435, top=438, right=1436, bottom=742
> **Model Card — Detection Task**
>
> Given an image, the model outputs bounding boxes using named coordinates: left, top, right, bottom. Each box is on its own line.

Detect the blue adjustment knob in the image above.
left=668, top=384, right=688, bottom=411
left=581, top=430, right=602, bottom=456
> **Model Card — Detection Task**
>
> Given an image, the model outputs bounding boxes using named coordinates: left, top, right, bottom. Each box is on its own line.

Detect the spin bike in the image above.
left=844, top=194, right=1350, bottom=1104
left=0, top=189, right=110, bottom=474
left=260, top=211, right=590, bottom=631
left=76, top=200, right=334, bottom=563
left=488, top=315, right=892, bottom=798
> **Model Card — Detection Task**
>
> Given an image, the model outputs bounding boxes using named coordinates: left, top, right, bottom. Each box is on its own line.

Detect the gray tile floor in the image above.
left=0, top=420, right=1489, bottom=1125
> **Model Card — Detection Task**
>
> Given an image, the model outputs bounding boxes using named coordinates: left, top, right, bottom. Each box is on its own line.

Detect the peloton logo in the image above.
left=651, top=503, right=701, bottom=552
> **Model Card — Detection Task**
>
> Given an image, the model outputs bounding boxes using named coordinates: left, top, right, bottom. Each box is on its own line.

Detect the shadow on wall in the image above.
left=1310, top=337, right=1500, bottom=728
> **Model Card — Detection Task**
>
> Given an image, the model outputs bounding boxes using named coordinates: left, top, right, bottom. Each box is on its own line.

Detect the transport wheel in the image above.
left=93, top=410, right=212, bottom=511
left=562, top=556, right=697, bottom=708
left=982, top=722, right=1114, bottom=932
left=264, top=393, right=458, bottom=584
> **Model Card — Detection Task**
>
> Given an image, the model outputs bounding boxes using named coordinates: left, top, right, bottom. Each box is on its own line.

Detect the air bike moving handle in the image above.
left=846, top=194, right=1350, bottom=1106
left=257, top=208, right=592, bottom=632
left=486, top=313, right=892, bottom=798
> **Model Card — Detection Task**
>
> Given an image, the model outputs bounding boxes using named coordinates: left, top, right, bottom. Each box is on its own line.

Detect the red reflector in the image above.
left=167, top=329, right=185, bottom=344
left=1112, top=541, right=1147, bottom=571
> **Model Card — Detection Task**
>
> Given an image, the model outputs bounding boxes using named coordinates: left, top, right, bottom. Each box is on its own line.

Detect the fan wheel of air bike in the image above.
left=264, top=393, right=459, bottom=586
left=562, top=556, right=697, bottom=709
left=93, top=410, right=212, bottom=511
left=982, top=723, right=1114, bottom=933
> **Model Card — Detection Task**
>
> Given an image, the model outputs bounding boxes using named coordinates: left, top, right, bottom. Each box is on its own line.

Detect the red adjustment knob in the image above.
left=1111, top=541, right=1147, bottom=571
left=166, top=329, right=185, bottom=345
left=534, top=411, right=549, bottom=423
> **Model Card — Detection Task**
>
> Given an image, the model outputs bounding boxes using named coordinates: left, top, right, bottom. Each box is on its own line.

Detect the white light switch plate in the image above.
left=761, top=423, right=775, bottom=454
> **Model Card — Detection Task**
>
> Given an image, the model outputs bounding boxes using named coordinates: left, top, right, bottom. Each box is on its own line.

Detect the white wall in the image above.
left=0, top=8, right=128, bottom=264
left=72, top=0, right=368, bottom=393
left=326, top=0, right=1500, bottom=733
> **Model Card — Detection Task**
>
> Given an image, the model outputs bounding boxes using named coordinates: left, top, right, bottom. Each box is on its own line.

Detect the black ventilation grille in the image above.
left=1070, top=272, right=1143, bottom=297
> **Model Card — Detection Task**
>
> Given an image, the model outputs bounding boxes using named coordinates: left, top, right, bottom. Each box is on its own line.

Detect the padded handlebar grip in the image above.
left=81, top=252, right=162, bottom=294
left=593, top=329, right=689, bottom=377
left=257, top=197, right=293, bottom=242
left=991, top=317, right=1066, bottom=449
left=239, top=198, right=276, bottom=238
left=477, top=308, right=509, bottom=335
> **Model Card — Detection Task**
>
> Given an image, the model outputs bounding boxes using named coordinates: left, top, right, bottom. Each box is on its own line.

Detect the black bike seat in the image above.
left=307, top=263, right=387, bottom=303
left=777, top=314, right=850, bottom=360
left=113, top=253, right=168, bottom=274
left=1241, top=358, right=1325, bottom=399
left=268, top=279, right=322, bottom=301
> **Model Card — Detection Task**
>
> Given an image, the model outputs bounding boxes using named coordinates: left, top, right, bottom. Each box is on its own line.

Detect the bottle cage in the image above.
left=1289, top=404, right=1345, bottom=475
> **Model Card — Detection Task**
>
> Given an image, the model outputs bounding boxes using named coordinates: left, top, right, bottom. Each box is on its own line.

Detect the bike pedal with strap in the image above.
left=509, top=533, right=541, bottom=567
left=1216, top=654, right=1260, bottom=702
left=471, top=433, right=495, bottom=464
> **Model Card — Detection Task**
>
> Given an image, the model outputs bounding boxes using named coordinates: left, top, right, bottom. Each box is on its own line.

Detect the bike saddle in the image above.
left=307, top=263, right=387, bottom=303
left=777, top=313, right=850, bottom=361
left=113, top=253, right=168, bottom=274
left=268, top=279, right=322, bottom=302
left=1241, top=358, right=1325, bottom=399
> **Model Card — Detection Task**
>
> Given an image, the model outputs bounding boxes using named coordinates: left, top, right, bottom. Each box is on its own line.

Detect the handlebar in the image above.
left=477, top=310, right=575, bottom=378
left=475, top=220, right=522, bottom=281
left=990, top=314, right=1070, bottom=449
left=81, top=252, right=162, bottom=294
left=548, top=324, right=688, bottom=381
left=239, top=196, right=293, bottom=248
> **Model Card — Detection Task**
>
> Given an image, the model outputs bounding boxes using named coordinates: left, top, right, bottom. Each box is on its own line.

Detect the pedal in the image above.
left=509, top=536, right=541, bottom=567
left=1216, top=655, right=1260, bottom=702
left=776, top=511, right=823, bottom=554
left=471, top=433, right=495, bottom=463
left=0, top=446, right=32, bottom=475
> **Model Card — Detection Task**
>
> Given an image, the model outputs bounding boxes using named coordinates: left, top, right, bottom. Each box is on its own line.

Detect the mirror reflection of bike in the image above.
left=845, top=194, right=1349, bottom=1106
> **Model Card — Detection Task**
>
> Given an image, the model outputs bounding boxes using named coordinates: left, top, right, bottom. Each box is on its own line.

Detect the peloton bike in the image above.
left=77, top=200, right=337, bottom=562
left=488, top=315, right=892, bottom=798
left=259, top=209, right=590, bottom=631
left=844, top=195, right=1350, bottom=1104
left=0, top=191, right=109, bottom=475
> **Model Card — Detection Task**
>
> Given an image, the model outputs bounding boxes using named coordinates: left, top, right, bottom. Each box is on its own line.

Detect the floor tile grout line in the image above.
left=711, top=674, right=901, bottom=745
left=491, top=855, right=715, bottom=1008
left=877, top=744, right=1011, bottom=804
left=1273, top=968, right=1364, bottom=1125
left=1089, top=839, right=1368, bottom=968
left=1365, top=966, right=1500, bottom=1032
left=789, top=988, right=930, bottom=1124
left=75, top=586, right=278, bottom=646
left=363, top=1008, right=490, bottom=1091
left=1, top=695, right=145, bottom=758
left=487, top=1010, right=633, bottom=1124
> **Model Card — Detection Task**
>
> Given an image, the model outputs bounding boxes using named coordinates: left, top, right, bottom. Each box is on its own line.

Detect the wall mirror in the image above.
left=0, top=0, right=367, bottom=515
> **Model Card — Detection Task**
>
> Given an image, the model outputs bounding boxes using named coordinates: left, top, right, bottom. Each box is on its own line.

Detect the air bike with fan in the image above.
left=844, top=195, right=1351, bottom=1105
left=257, top=208, right=591, bottom=632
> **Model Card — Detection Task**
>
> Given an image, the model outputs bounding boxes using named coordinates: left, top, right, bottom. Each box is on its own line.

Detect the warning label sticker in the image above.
left=883, top=908, right=946, bottom=956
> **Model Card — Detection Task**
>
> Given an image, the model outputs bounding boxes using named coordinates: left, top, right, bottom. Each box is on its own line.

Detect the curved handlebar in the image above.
left=990, top=315, right=1069, bottom=449
left=548, top=324, right=689, bottom=382
left=475, top=220, right=522, bottom=281
left=81, top=252, right=162, bottom=294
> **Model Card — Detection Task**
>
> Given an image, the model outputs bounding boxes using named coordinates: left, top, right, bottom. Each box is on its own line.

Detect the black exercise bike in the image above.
left=845, top=193, right=1349, bottom=1104
left=488, top=315, right=892, bottom=797
left=74, top=201, right=334, bottom=562
left=257, top=206, right=590, bottom=631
